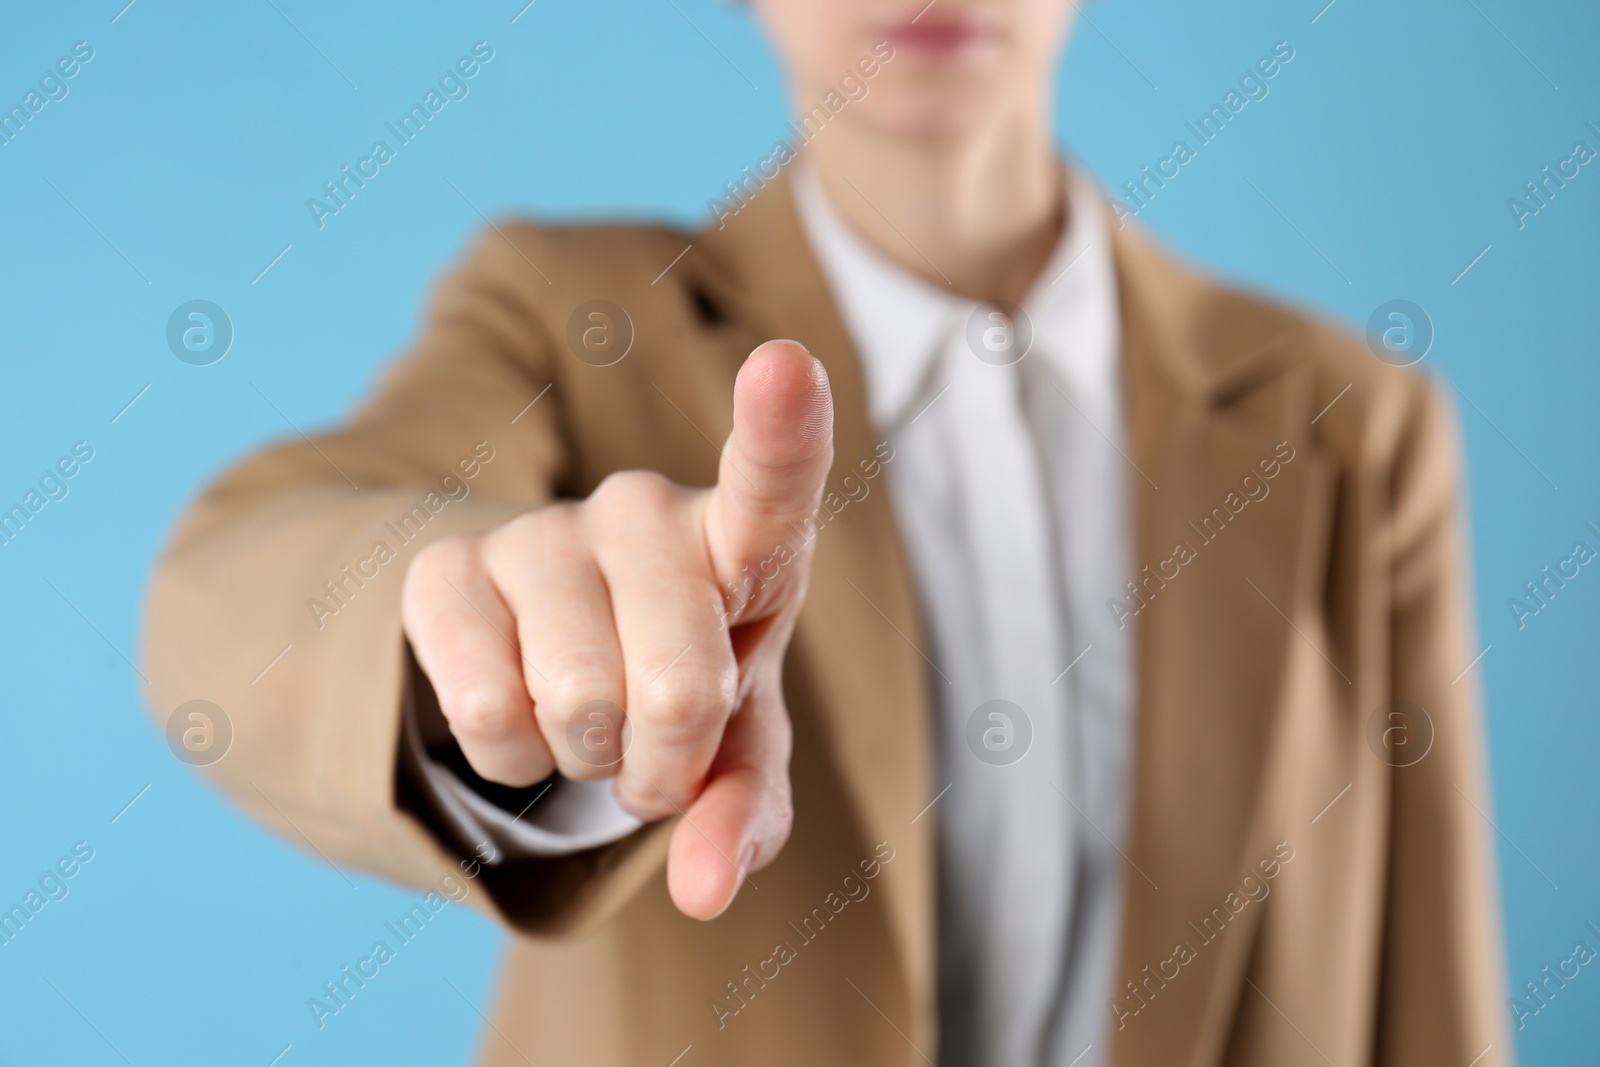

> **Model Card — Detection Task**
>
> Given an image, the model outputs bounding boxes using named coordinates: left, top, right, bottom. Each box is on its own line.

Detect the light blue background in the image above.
left=2, top=1, right=1595, bottom=1063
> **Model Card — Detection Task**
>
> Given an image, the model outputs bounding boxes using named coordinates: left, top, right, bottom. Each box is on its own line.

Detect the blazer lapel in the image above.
left=693, top=174, right=940, bottom=1045
left=1107, top=219, right=1338, bottom=1066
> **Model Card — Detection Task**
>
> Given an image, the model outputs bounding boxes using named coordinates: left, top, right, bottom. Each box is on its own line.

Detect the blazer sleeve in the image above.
left=1375, top=375, right=1513, bottom=1064
left=141, top=226, right=672, bottom=938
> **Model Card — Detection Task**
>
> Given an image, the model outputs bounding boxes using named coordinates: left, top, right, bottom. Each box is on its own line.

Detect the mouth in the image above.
left=879, top=9, right=993, bottom=56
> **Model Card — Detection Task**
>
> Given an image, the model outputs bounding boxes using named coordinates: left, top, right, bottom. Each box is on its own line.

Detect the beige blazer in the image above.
left=144, top=171, right=1511, bottom=1066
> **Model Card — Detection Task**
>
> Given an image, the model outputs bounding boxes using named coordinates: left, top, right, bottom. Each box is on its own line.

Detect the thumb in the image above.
left=703, top=340, right=834, bottom=624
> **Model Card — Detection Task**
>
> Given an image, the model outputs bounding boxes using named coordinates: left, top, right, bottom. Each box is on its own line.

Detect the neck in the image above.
left=805, top=109, right=1064, bottom=308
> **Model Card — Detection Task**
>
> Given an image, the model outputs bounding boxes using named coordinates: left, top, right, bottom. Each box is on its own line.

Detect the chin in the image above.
left=857, top=79, right=1006, bottom=142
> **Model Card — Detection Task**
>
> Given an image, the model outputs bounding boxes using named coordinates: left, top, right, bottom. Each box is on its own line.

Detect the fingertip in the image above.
left=734, top=341, right=834, bottom=466
left=745, top=338, right=814, bottom=371
left=665, top=761, right=792, bottom=920
left=667, top=818, right=747, bottom=920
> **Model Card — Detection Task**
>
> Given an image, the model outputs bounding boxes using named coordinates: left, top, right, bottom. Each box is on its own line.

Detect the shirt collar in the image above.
left=792, top=160, right=1121, bottom=433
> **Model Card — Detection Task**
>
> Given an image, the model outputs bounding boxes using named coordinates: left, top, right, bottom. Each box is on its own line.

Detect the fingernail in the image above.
left=710, top=843, right=756, bottom=919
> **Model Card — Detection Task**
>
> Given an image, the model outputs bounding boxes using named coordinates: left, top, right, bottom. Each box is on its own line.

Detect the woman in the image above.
left=145, top=2, right=1508, bottom=1064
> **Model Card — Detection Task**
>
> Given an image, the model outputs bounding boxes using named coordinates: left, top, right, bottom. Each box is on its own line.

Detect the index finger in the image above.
left=702, top=340, right=834, bottom=624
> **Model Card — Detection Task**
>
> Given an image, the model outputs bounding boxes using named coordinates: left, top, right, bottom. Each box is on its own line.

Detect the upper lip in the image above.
left=879, top=10, right=991, bottom=40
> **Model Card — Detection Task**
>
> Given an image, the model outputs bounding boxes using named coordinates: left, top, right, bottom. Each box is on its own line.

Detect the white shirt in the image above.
left=409, top=162, right=1134, bottom=1067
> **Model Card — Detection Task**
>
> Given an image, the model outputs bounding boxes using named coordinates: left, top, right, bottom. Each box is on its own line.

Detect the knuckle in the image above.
left=407, top=533, right=477, bottom=587
left=443, top=683, right=526, bottom=746
left=542, top=661, right=621, bottom=720
left=481, top=506, right=591, bottom=588
left=494, top=503, right=579, bottom=553
left=588, top=469, right=678, bottom=517
left=639, top=667, right=735, bottom=735
left=546, top=678, right=626, bottom=773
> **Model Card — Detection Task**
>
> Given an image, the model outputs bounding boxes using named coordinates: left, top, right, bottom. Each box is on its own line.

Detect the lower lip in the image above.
left=881, top=21, right=987, bottom=56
